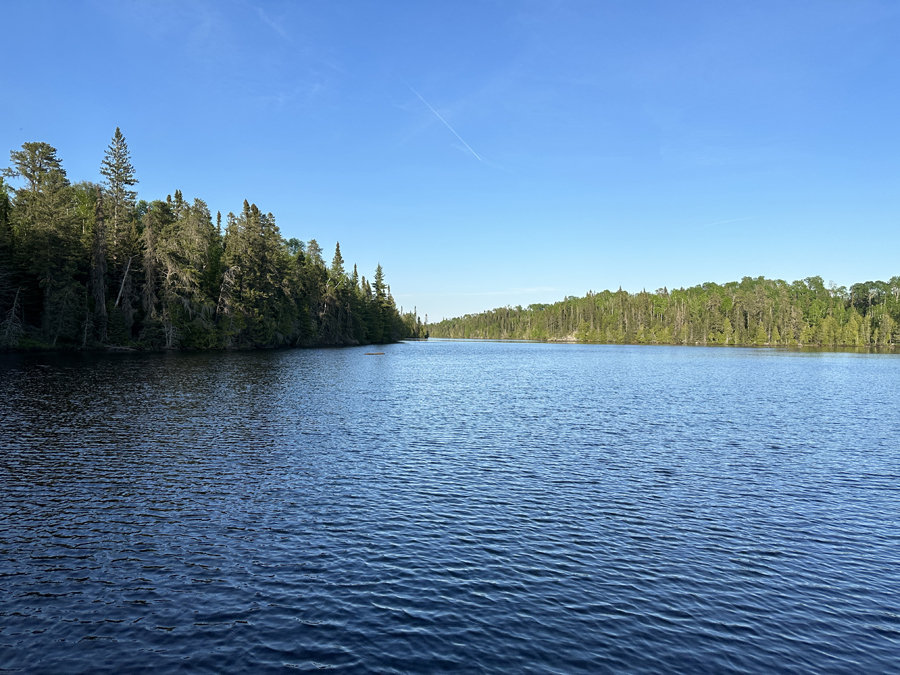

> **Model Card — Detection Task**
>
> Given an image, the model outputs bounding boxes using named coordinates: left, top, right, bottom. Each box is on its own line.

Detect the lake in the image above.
left=1, top=341, right=898, bottom=673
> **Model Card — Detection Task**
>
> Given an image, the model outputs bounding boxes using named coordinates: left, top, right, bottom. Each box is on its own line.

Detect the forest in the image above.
left=429, top=275, right=900, bottom=348
left=0, top=131, right=425, bottom=351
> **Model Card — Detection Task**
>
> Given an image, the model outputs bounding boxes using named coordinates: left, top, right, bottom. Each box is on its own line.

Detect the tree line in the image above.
left=0, top=130, right=426, bottom=351
left=429, top=275, right=900, bottom=348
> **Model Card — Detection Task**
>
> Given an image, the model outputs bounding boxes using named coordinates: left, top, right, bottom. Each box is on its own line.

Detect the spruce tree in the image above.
left=100, top=127, right=138, bottom=267
left=331, top=242, right=345, bottom=278
left=373, top=264, right=385, bottom=298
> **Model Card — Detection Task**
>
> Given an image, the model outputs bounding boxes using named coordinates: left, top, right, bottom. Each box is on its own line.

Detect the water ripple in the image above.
left=1, top=343, right=899, bottom=673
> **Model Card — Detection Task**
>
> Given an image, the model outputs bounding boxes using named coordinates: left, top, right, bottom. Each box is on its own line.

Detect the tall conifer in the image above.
left=331, top=242, right=345, bottom=278
left=100, top=128, right=138, bottom=266
left=5, top=142, right=81, bottom=343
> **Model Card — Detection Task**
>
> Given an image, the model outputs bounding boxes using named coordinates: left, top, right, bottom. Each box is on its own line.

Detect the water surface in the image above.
left=1, top=342, right=898, bottom=673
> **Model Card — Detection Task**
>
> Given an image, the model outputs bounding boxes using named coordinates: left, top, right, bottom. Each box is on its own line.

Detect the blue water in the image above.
left=1, top=341, right=898, bottom=673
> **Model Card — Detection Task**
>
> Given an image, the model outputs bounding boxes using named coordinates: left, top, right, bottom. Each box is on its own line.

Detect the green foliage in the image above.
left=429, top=276, right=900, bottom=349
left=0, top=136, right=422, bottom=351
left=100, top=127, right=138, bottom=268
left=3, top=142, right=85, bottom=346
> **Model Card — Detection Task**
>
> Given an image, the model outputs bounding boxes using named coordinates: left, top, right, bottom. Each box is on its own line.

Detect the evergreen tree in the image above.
left=91, top=187, right=108, bottom=342
left=99, top=127, right=138, bottom=267
left=139, top=201, right=169, bottom=348
left=373, top=263, right=385, bottom=298
left=219, top=201, right=293, bottom=346
left=428, top=274, right=900, bottom=349
left=217, top=210, right=244, bottom=345
left=306, top=238, right=323, bottom=267
left=0, top=177, right=16, bottom=315
left=331, top=242, right=345, bottom=279
left=0, top=136, right=420, bottom=351
left=4, top=142, right=82, bottom=344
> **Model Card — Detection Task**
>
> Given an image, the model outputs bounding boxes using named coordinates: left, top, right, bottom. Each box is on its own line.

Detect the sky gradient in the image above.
left=3, top=1, right=898, bottom=319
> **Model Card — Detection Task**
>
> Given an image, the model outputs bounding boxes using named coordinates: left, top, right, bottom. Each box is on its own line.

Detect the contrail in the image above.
left=408, top=86, right=481, bottom=161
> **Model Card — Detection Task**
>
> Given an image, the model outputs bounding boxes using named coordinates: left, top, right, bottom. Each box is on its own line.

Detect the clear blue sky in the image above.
left=3, top=1, right=898, bottom=320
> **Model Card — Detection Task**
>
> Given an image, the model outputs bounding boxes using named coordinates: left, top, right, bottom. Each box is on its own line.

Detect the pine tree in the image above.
left=100, top=127, right=138, bottom=267
left=331, top=242, right=345, bottom=278
left=218, top=201, right=293, bottom=346
left=373, top=264, right=385, bottom=298
left=306, top=239, right=323, bottom=267
left=4, top=142, right=82, bottom=344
